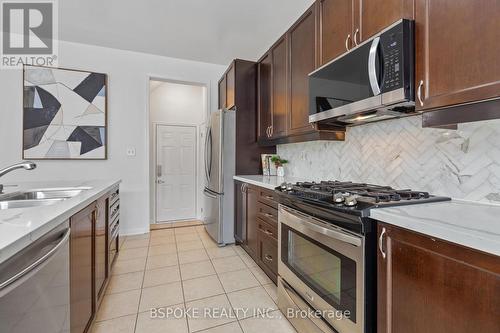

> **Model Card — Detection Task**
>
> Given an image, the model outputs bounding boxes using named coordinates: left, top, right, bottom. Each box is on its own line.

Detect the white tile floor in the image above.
left=91, top=226, right=297, bottom=333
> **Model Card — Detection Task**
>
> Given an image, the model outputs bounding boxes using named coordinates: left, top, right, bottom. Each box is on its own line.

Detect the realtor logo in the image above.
left=1, top=0, right=58, bottom=69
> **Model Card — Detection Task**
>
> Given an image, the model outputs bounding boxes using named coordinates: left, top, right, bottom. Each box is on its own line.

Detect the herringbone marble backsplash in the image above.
left=277, top=115, right=500, bottom=203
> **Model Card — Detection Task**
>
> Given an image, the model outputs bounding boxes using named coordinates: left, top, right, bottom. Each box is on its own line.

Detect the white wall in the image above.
left=148, top=81, right=207, bottom=223
left=0, top=40, right=226, bottom=235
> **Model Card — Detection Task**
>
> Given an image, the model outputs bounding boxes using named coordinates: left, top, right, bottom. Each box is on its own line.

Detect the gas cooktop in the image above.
left=276, top=181, right=451, bottom=218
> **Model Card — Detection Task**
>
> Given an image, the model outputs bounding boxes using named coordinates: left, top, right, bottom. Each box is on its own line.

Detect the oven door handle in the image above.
left=280, top=206, right=362, bottom=247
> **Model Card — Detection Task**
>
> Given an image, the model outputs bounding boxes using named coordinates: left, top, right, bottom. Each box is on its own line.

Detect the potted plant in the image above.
left=271, top=156, right=289, bottom=177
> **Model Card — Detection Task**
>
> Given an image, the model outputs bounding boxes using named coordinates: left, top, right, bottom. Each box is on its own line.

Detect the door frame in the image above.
left=147, top=75, right=211, bottom=226
left=153, top=122, right=199, bottom=223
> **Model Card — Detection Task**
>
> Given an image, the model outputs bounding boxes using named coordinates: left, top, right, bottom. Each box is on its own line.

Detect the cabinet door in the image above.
left=218, top=75, right=226, bottom=109
left=318, top=0, right=353, bottom=65
left=288, top=5, right=317, bottom=135
left=246, top=185, right=259, bottom=257
left=415, top=0, right=500, bottom=111
left=270, top=36, right=288, bottom=139
left=359, top=0, right=414, bottom=42
left=258, top=53, right=272, bottom=141
left=226, top=64, right=235, bottom=109
left=95, top=196, right=107, bottom=301
left=378, top=223, right=500, bottom=333
left=70, top=203, right=96, bottom=333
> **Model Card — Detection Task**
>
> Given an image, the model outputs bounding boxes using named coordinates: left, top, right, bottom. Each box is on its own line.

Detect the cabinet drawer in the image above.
left=257, top=187, right=278, bottom=209
left=259, top=233, right=278, bottom=275
left=256, top=202, right=278, bottom=226
left=257, top=217, right=278, bottom=241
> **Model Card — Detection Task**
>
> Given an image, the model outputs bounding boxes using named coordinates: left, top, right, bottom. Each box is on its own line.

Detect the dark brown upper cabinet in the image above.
left=415, top=0, right=500, bottom=112
left=218, top=75, right=227, bottom=109
left=288, top=5, right=318, bottom=136
left=318, top=0, right=354, bottom=65
left=359, top=0, right=414, bottom=42
left=258, top=53, right=273, bottom=143
left=318, top=0, right=414, bottom=65
left=378, top=223, right=500, bottom=333
left=270, top=36, right=288, bottom=139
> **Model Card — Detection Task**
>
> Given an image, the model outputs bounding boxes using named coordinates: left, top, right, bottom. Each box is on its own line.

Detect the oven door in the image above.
left=278, top=205, right=364, bottom=333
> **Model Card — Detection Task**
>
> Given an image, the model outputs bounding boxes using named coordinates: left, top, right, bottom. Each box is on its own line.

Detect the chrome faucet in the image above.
left=0, top=162, right=37, bottom=194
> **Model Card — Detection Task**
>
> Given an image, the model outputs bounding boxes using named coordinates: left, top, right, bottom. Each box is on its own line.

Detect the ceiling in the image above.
left=59, top=0, right=314, bottom=66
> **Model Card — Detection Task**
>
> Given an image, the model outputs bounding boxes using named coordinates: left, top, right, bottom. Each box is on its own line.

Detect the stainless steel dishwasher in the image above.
left=0, top=222, right=70, bottom=333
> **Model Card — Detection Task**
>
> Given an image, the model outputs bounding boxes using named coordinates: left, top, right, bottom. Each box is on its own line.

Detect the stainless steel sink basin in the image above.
left=0, top=198, right=67, bottom=210
left=1, top=187, right=92, bottom=201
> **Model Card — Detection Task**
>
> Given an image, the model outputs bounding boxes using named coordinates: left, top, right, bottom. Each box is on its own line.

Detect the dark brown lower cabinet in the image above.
left=378, top=223, right=500, bottom=333
left=246, top=185, right=259, bottom=257
left=70, top=202, right=96, bottom=333
left=236, top=183, right=279, bottom=284
left=95, top=196, right=107, bottom=301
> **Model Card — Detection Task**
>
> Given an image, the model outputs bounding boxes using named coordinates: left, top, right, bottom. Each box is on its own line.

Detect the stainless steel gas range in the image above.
left=275, top=181, right=450, bottom=333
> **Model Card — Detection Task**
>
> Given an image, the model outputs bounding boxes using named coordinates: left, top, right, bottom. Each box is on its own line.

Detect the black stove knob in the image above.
left=286, top=183, right=293, bottom=191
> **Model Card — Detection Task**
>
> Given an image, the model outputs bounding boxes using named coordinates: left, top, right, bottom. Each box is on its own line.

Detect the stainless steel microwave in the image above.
left=309, top=19, right=415, bottom=126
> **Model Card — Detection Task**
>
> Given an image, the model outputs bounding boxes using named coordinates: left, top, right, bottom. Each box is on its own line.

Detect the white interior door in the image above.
left=156, top=125, right=197, bottom=222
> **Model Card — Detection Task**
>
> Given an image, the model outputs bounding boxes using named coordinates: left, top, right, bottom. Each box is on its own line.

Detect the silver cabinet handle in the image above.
left=417, top=80, right=424, bottom=107
left=345, top=34, right=351, bottom=51
left=379, top=227, right=387, bottom=259
left=353, top=28, right=359, bottom=46
left=368, top=37, right=381, bottom=95
left=269, top=125, right=273, bottom=137
left=266, top=126, right=270, bottom=138
left=264, top=254, right=273, bottom=261
left=264, top=230, right=273, bottom=236
left=0, top=228, right=70, bottom=291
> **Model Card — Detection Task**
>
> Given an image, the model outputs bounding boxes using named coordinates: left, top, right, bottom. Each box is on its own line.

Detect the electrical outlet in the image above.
left=126, top=147, right=136, bottom=156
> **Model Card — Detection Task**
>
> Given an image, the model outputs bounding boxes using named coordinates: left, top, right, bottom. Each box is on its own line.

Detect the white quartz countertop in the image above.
left=0, top=179, right=121, bottom=264
left=371, top=200, right=500, bottom=257
left=233, top=175, right=307, bottom=190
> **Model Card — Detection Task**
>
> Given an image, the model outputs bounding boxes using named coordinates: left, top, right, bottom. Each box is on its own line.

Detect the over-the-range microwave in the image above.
left=309, top=19, right=415, bottom=126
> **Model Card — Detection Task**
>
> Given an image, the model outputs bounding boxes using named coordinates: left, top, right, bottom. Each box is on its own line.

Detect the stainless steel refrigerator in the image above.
left=203, top=109, right=235, bottom=245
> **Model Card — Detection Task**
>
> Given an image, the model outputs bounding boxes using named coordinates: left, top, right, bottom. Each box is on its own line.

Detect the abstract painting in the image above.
left=23, top=65, right=107, bottom=159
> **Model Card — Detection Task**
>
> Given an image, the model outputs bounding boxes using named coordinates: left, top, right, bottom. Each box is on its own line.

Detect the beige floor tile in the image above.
left=96, top=289, right=141, bottom=321
left=212, top=256, right=246, bottom=274
left=149, top=243, right=177, bottom=256
left=106, top=271, right=144, bottom=294
left=174, top=226, right=198, bottom=235
left=201, top=239, right=220, bottom=249
left=233, top=246, right=246, bottom=256
left=262, top=284, right=278, bottom=303
left=249, top=266, right=273, bottom=285
left=198, top=322, right=243, bottom=333
left=150, top=235, right=176, bottom=245
left=121, top=238, right=150, bottom=249
left=206, top=246, right=237, bottom=259
left=146, top=253, right=179, bottom=270
left=136, top=307, right=188, bottom=333
left=238, top=252, right=258, bottom=268
left=226, top=286, right=277, bottom=319
left=112, top=257, right=146, bottom=275
left=182, top=275, right=225, bottom=302
left=143, top=266, right=181, bottom=287
left=91, top=314, right=137, bottom=333
left=186, top=294, right=236, bottom=332
left=139, top=282, right=184, bottom=312
left=151, top=229, right=175, bottom=237
left=177, top=240, right=205, bottom=251
left=178, top=249, right=209, bottom=264
left=124, top=233, right=150, bottom=241
left=239, top=311, right=296, bottom=333
left=116, top=247, right=148, bottom=261
left=218, top=269, right=260, bottom=293
left=180, top=260, right=216, bottom=280
left=176, top=233, right=201, bottom=243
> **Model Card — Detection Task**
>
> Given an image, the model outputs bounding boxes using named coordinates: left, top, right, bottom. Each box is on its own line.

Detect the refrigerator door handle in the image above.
left=203, top=187, right=218, bottom=199
left=204, top=127, right=212, bottom=184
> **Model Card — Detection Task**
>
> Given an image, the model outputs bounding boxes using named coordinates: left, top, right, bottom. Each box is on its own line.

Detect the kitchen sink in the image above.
left=0, top=198, right=67, bottom=210
left=1, top=187, right=92, bottom=201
